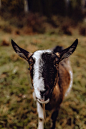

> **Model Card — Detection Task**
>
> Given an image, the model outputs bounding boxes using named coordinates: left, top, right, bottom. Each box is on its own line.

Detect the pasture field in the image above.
left=0, top=30, right=86, bottom=129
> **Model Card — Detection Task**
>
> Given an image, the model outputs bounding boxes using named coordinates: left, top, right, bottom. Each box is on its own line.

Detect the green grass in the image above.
left=0, top=30, right=86, bottom=129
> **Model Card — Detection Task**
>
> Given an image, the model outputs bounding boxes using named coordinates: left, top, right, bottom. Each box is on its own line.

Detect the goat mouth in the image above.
left=36, top=98, right=50, bottom=104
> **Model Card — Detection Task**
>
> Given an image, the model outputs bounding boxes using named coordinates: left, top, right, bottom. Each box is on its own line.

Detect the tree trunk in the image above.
left=0, top=0, right=1, bottom=9
left=24, top=0, right=29, bottom=13
left=65, top=0, right=70, bottom=15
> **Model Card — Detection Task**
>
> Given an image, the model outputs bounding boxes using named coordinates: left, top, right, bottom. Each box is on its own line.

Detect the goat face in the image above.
left=11, top=39, right=78, bottom=104
left=30, top=50, right=59, bottom=103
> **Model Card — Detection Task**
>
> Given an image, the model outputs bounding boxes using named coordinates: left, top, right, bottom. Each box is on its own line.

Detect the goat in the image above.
left=11, top=39, right=78, bottom=129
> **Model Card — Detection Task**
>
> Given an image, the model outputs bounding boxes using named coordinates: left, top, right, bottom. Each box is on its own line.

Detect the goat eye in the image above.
left=29, top=58, right=35, bottom=67
left=55, top=61, right=59, bottom=65
left=29, top=61, right=33, bottom=66
left=54, top=59, right=59, bottom=67
left=54, top=62, right=58, bottom=67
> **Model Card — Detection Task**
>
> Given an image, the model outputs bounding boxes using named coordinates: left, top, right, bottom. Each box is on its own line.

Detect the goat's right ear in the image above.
left=56, top=39, right=78, bottom=61
left=11, top=40, right=32, bottom=61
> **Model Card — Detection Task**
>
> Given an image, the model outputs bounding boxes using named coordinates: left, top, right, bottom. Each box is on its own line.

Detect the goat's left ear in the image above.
left=11, top=40, right=32, bottom=61
left=58, top=39, right=78, bottom=61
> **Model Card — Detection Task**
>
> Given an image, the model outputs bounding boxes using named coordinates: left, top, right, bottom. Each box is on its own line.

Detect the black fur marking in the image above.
left=39, top=58, right=44, bottom=80
left=51, top=109, right=59, bottom=129
left=41, top=53, right=58, bottom=100
left=39, top=118, right=43, bottom=121
left=28, top=57, right=35, bottom=80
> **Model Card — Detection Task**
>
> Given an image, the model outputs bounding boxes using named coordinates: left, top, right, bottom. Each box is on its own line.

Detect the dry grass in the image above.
left=0, top=25, right=86, bottom=129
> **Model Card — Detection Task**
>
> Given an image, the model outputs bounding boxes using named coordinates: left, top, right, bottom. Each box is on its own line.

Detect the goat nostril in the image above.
left=40, top=90, right=46, bottom=95
left=40, top=89, right=50, bottom=99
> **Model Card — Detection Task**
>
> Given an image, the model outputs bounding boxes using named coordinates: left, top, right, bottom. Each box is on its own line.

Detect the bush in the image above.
left=79, top=25, right=86, bottom=36
left=61, top=23, right=72, bottom=35
left=26, top=13, right=45, bottom=33
left=2, top=0, right=24, bottom=15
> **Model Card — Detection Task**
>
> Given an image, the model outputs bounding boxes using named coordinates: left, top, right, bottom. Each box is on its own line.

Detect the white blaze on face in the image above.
left=32, top=50, right=51, bottom=99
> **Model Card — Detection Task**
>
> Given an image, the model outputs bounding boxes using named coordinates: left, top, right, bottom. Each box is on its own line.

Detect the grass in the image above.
left=0, top=27, right=86, bottom=129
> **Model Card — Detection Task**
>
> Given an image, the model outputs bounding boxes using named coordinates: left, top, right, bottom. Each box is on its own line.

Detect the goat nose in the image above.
left=40, top=89, right=49, bottom=99
left=40, top=90, right=46, bottom=96
left=40, top=90, right=47, bottom=98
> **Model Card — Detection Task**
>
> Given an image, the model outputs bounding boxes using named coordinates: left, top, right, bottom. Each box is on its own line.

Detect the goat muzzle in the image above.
left=36, top=98, right=50, bottom=104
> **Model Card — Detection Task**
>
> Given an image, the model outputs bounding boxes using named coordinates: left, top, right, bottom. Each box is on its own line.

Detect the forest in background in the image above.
left=0, top=0, right=85, bottom=20
left=0, top=0, right=86, bottom=36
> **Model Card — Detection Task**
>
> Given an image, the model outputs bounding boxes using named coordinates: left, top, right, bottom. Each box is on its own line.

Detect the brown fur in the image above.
left=45, top=58, right=71, bottom=111
left=59, top=59, right=71, bottom=97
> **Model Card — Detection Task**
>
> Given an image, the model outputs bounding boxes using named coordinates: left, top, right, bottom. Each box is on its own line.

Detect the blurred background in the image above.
left=0, top=0, right=86, bottom=129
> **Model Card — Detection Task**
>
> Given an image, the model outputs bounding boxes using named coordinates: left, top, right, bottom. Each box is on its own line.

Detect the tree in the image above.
left=0, top=0, right=1, bottom=9
left=24, top=0, right=29, bottom=13
left=52, top=0, right=66, bottom=16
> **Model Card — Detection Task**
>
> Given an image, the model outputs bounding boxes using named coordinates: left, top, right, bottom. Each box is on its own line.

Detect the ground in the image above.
left=0, top=30, right=86, bottom=129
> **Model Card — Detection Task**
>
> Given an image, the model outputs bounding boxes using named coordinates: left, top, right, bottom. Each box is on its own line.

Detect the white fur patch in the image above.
left=65, top=70, right=73, bottom=97
left=32, top=50, right=51, bottom=99
left=37, top=102, right=44, bottom=119
left=37, top=102, right=44, bottom=129
left=38, top=121, right=44, bottom=129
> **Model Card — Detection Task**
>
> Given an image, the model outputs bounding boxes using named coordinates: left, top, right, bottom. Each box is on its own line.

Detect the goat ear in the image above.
left=11, top=40, right=32, bottom=60
left=59, top=39, right=78, bottom=61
